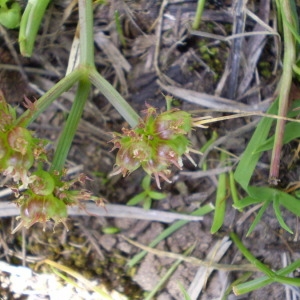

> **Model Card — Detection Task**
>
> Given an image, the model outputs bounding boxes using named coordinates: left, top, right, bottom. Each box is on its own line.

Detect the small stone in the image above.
left=99, top=234, right=117, bottom=251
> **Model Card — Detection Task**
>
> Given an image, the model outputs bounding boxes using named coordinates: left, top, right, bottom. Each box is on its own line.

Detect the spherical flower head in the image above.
left=0, top=92, right=51, bottom=188
left=117, top=147, right=140, bottom=174
left=111, top=138, right=151, bottom=176
left=110, top=105, right=195, bottom=188
left=0, top=124, right=49, bottom=187
left=11, top=171, right=100, bottom=233
left=12, top=192, right=68, bottom=233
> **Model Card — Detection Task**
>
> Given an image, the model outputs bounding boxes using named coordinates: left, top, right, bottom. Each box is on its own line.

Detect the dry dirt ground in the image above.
left=0, top=0, right=300, bottom=299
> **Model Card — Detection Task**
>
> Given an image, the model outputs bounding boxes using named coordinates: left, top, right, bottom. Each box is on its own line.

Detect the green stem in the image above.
left=50, top=79, right=91, bottom=172
left=78, top=0, right=95, bottom=67
left=233, top=259, right=300, bottom=295
left=230, top=232, right=300, bottom=294
left=48, top=0, right=95, bottom=172
left=192, top=0, right=206, bottom=30
left=89, top=68, right=140, bottom=127
left=16, top=69, right=82, bottom=127
left=19, top=0, right=51, bottom=57
left=79, top=0, right=139, bottom=127
left=17, top=0, right=139, bottom=174
left=230, top=232, right=276, bottom=277
left=269, top=0, right=296, bottom=182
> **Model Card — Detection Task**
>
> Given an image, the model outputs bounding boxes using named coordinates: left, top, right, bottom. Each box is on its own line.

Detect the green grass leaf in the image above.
left=233, top=259, right=300, bottom=295
left=234, top=186, right=300, bottom=234
left=199, top=130, right=218, bottom=170
left=233, top=196, right=263, bottom=210
left=255, top=122, right=300, bottom=153
left=248, top=187, right=300, bottom=218
left=246, top=200, right=271, bottom=236
left=247, top=186, right=277, bottom=200
left=231, top=232, right=300, bottom=295
left=277, top=190, right=300, bottom=217
left=178, top=282, right=192, bottom=300
left=102, top=226, right=120, bottom=234
left=229, top=170, right=241, bottom=210
left=211, top=152, right=227, bottom=234
left=273, top=198, right=293, bottom=234
left=234, top=99, right=278, bottom=191
left=148, top=191, right=166, bottom=200
left=127, top=192, right=147, bottom=206
left=141, top=175, right=151, bottom=190
left=143, top=197, right=152, bottom=210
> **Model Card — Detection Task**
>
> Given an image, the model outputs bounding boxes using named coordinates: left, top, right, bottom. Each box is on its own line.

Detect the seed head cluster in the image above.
left=110, top=105, right=195, bottom=188
left=0, top=91, right=100, bottom=232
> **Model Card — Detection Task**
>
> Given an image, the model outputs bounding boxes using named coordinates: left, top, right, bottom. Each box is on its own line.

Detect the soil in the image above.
left=0, top=0, right=300, bottom=299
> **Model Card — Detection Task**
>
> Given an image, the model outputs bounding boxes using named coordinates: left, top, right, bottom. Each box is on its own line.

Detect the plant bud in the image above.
left=8, top=127, right=32, bottom=155
left=142, top=159, right=171, bottom=189
left=113, top=140, right=151, bottom=175
left=156, top=143, right=183, bottom=169
left=4, top=152, right=34, bottom=186
left=114, top=146, right=141, bottom=175
left=154, top=110, right=192, bottom=139
left=20, top=193, right=67, bottom=228
left=131, top=141, right=152, bottom=161
left=30, top=170, right=55, bottom=196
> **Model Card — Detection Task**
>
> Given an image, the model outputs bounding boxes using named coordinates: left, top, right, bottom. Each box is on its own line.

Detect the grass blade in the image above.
left=273, top=198, right=293, bottom=234
left=229, top=170, right=241, bottom=210
left=233, top=259, right=300, bottom=295
left=277, top=190, right=300, bottom=217
left=126, top=192, right=147, bottom=206
left=211, top=152, right=228, bottom=234
left=255, top=122, right=300, bottom=153
left=234, top=99, right=278, bottom=190
left=148, top=191, right=167, bottom=200
left=233, top=196, right=263, bottom=210
left=230, top=232, right=276, bottom=276
left=246, top=200, right=271, bottom=236
left=178, top=282, right=192, bottom=300
left=231, top=232, right=300, bottom=295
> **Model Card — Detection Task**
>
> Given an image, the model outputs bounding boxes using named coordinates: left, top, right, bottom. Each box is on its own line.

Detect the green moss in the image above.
left=259, top=61, right=272, bottom=79
left=11, top=223, right=145, bottom=298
